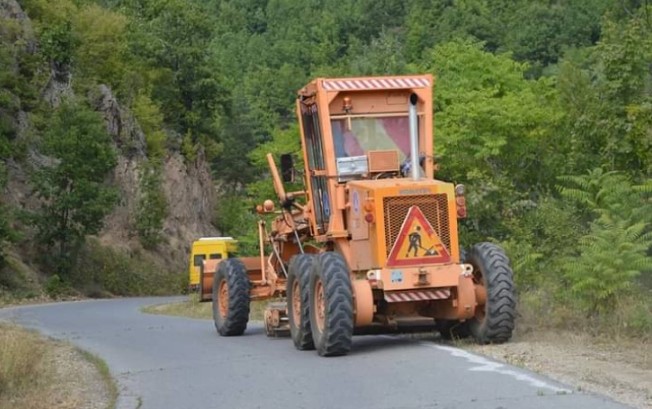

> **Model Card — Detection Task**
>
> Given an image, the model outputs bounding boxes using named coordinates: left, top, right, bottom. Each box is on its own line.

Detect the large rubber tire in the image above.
left=287, top=254, right=316, bottom=350
left=466, top=242, right=516, bottom=344
left=309, top=252, right=354, bottom=357
left=212, top=258, right=251, bottom=336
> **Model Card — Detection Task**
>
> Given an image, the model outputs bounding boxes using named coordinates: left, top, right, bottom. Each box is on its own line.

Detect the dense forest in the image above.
left=0, top=0, right=650, bottom=335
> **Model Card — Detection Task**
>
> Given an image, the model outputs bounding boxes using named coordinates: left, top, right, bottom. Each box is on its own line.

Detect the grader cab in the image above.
left=204, top=74, right=516, bottom=356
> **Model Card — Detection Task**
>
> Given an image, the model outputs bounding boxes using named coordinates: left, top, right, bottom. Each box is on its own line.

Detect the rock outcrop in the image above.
left=1, top=0, right=219, bottom=274
left=93, top=86, right=218, bottom=271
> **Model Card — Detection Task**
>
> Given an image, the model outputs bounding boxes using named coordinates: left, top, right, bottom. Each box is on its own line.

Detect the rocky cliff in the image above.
left=0, top=0, right=218, bottom=281
left=92, top=85, right=218, bottom=270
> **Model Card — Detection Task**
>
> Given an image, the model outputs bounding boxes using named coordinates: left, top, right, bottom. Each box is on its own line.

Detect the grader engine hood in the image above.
left=346, top=179, right=461, bottom=272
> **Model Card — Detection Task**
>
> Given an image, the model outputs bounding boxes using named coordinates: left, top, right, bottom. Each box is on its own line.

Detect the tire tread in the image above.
left=212, top=258, right=251, bottom=336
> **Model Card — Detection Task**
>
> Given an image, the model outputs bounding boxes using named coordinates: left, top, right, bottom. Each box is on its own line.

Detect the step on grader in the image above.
left=200, top=74, right=516, bottom=356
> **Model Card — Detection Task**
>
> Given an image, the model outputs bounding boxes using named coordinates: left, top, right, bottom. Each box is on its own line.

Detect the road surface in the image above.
left=0, top=298, right=632, bottom=409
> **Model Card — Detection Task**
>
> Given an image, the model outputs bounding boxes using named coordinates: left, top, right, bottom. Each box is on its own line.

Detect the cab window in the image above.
left=209, top=253, right=222, bottom=260
left=193, top=254, right=206, bottom=267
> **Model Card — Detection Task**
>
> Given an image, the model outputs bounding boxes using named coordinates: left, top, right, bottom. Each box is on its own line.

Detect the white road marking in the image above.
left=431, top=344, right=573, bottom=394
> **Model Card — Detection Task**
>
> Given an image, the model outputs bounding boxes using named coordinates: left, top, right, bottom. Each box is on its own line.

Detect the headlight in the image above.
left=455, top=184, right=465, bottom=196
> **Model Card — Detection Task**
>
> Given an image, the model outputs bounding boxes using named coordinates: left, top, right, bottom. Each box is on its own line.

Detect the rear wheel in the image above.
left=467, top=243, right=516, bottom=344
left=212, top=258, right=250, bottom=336
left=309, top=252, right=354, bottom=357
left=287, top=254, right=316, bottom=350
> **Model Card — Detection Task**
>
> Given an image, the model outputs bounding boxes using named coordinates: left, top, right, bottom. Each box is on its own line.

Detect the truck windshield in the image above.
left=331, top=116, right=411, bottom=160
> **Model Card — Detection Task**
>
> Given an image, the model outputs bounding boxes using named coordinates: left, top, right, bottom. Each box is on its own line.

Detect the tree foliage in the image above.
left=559, top=170, right=652, bottom=314
left=135, top=158, right=167, bottom=249
left=31, top=101, right=117, bottom=274
left=422, top=40, right=563, bottom=241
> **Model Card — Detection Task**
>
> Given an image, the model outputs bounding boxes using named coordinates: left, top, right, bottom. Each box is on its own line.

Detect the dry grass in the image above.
left=0, top=323, right=48, bottom=397
left=143, top=293, right=268, bottom=321
left=0, top=323, right=115, bottom=409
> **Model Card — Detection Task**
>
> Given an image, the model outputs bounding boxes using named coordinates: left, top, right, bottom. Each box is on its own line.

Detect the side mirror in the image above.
left=280, top=154, right=294, bottom=183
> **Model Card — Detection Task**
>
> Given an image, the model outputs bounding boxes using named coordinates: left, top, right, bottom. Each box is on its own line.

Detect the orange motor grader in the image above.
left=201, top=74, right=516, bottom=356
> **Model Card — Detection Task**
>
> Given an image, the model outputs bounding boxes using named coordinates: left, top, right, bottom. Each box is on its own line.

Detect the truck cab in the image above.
left=188, top=237, right=237, bottom=291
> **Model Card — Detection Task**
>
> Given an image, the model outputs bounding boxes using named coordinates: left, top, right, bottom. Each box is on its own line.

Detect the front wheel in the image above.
left=212, top=258, right=251, bottom=336
left=467, top=243, right=516, bottom=344
left=287, top=254, right=316, bottom=350
left=309, top=252, right=354, bottom=357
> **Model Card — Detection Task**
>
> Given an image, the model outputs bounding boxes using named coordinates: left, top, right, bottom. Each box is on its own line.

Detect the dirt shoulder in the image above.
left=0, top=324, right=116, bottom=409
left=466, top=331, right=651, bottom=409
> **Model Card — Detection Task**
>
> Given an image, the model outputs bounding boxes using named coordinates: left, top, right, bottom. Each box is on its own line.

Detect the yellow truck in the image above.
left=188, top=237, right=237, bottom=291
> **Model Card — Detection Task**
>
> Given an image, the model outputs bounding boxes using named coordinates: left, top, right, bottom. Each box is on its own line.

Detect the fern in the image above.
left=558, top=168, right=652, bottom=315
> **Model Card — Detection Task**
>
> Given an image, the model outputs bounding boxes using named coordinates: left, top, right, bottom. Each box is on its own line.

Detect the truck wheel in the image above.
left=467, top=243, right=516, bottom=344
left=309, top=252, right=354, bottom=357
left=287, top=254, right=316, bottom=350
left=212, top=258, right=251, bottom=336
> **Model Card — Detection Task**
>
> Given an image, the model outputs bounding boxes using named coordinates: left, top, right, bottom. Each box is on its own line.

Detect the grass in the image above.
left=0, top=323, right=48, bottom=398
left=517, top=288, right=652, bottom=340
left=0, top=323, right=117, bottom=409
left=142, top=293, right=268, bottom=321
left=77, top=349, right=118, bottom=409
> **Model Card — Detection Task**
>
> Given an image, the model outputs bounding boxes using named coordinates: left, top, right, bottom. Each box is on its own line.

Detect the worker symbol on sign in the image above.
left=388, top=205, right=451, bottom=267
left=406, top=227, right=422, bottom=257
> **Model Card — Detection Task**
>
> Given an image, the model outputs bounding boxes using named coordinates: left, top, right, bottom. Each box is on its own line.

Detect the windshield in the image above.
left=331, top=116, right=411, bottom=160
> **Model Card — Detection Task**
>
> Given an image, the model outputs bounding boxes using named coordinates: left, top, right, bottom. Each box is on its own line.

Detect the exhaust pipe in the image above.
left=409, top=93, right=419, bottom=180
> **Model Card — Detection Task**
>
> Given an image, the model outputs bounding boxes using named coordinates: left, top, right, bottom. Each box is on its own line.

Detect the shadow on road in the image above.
left=350, top=333, right=445, bottom=356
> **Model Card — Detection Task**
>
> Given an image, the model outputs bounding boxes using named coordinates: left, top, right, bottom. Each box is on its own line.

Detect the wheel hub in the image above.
left=314, top=279, right=325, bottom=332
left=291, top=279, right=301, bottom=326
left=218, top=279, right=229, bottom=318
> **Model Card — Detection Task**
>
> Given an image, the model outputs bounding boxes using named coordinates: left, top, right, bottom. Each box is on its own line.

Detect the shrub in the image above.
left=71, top=240, right=184, bottom=296
left=44, top=274, right=74, bottom=298
left=135, top=159, right=167, bottom=249
left=558, top=169, right=652, bottom=316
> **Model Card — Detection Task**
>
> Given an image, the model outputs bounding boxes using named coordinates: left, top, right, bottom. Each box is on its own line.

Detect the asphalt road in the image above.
left=0, top=298, right=632, bottom=409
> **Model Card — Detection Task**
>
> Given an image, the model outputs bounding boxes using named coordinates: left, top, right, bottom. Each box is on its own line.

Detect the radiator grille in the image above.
left=383, top=194, right=450, bottom=255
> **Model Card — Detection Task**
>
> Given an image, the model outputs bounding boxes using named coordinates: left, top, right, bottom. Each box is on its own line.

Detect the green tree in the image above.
left=124, top=0, right=227, bottom=151
left=559, top=169, right=652, bottom=315
left=421, top=40, right=563, bottom=240
left=72, top=4, right=129, bottom=91
left=135, top=158, right=167, bottom=249
left=557, top=10, right=652, bottom=175
left=31, top=100, right=117, bottom=274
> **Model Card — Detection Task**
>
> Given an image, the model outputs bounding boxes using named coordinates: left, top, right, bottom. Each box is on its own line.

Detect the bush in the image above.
left=135, top=159, right=167, bottom=249
left=213, top=194, right=259, bottom=256
left=44, top=274, right=75, bottom=298
left=132, top=94, right=167, bottom=158
left=558, top=170, right=652, bottom=316
left=71, top=240, right=185, bottom=296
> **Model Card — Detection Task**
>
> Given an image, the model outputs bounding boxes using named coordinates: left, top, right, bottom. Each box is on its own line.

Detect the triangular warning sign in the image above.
left=387, top=206, right=451, bottom=267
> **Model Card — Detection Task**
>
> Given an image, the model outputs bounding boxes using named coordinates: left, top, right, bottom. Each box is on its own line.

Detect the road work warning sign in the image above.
left=387, top=205, right=450, bottom=266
